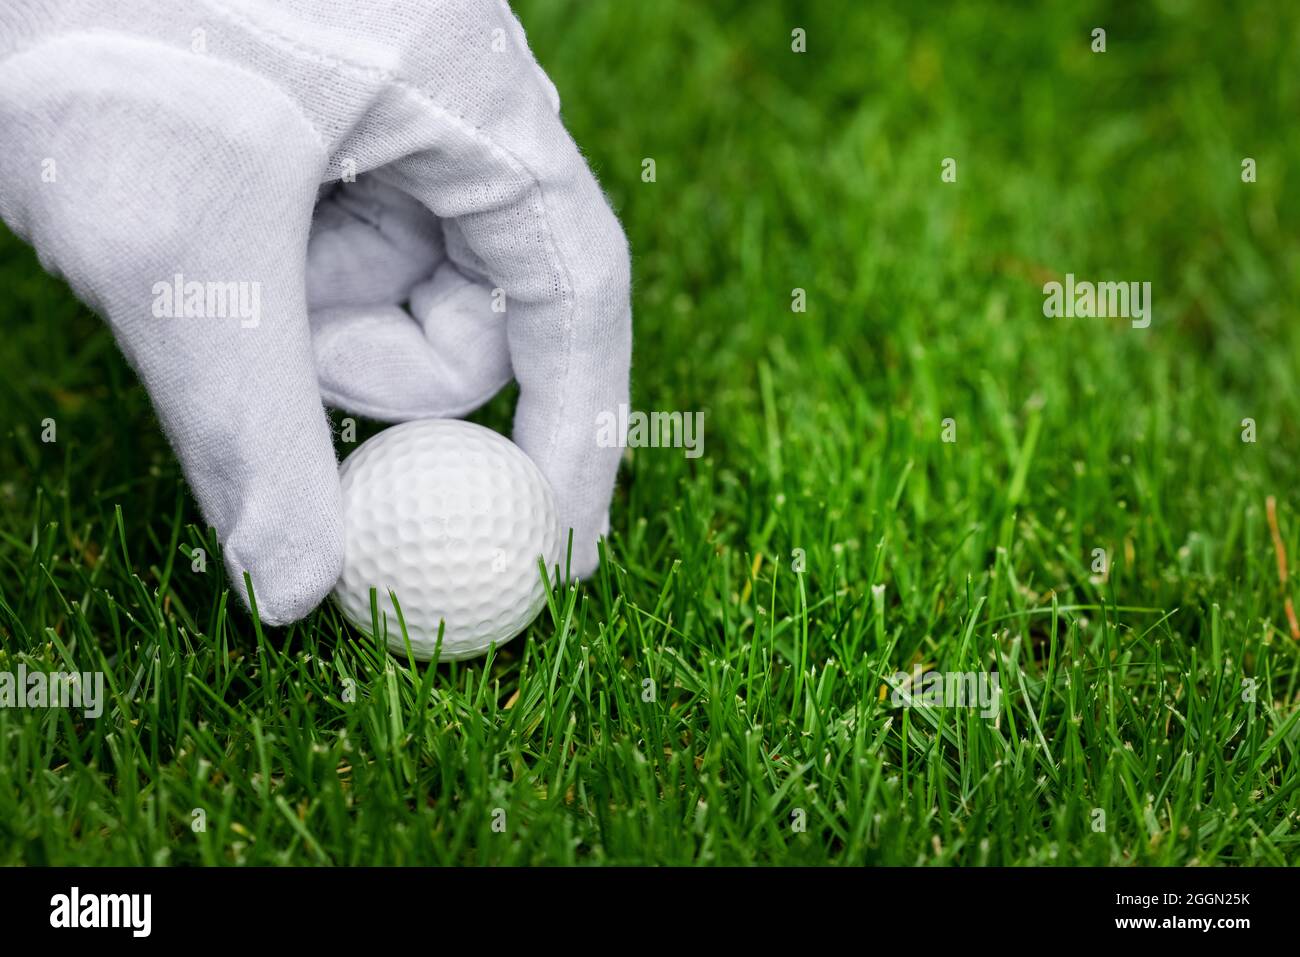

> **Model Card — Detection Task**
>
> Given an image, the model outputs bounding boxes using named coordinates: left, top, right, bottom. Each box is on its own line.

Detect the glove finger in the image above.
left=439, top=218, right=493, bottom=284
left=306, top=176, right=445, bottom=312
left=376, top=118, right=631, bottom=577
left=313, top=271, right=510, bottom=421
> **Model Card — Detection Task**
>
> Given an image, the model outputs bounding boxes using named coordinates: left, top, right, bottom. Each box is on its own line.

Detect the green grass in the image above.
left=2, top=0, right=1300, bottom=865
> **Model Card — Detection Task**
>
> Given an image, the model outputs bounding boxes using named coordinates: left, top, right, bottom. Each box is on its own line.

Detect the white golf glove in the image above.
left=0, top=0, right=631, bottom=624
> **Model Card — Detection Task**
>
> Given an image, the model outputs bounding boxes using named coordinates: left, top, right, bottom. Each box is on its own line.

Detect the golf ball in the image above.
left=332, top=419, right=560, bottom=661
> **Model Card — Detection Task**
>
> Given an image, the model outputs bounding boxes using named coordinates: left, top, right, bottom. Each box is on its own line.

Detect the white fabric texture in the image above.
left=0, top=0, right=632, bottom=624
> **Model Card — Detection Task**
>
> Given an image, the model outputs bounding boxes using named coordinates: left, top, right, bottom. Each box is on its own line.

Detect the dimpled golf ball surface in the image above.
left=333, top=419, right=560, bottom=661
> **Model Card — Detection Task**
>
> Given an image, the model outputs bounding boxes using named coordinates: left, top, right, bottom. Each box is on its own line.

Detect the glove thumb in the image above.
left=0, top=34, right=343, bottom=624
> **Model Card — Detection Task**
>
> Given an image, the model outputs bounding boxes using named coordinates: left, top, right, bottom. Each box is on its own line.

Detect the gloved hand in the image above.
left=0, top=0, right=631, bottom=625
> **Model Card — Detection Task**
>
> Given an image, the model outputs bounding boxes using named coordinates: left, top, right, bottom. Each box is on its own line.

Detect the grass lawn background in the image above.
left=1, top=0, right=1298, bottom=864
